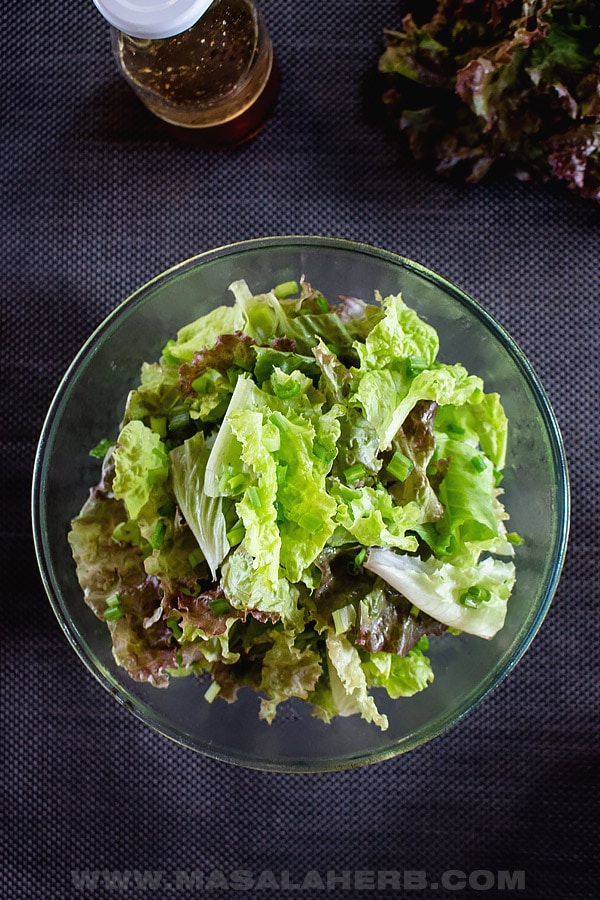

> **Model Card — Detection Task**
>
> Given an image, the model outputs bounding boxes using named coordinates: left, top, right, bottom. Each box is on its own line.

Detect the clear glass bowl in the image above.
left=32, top=237, right=569, bottom=772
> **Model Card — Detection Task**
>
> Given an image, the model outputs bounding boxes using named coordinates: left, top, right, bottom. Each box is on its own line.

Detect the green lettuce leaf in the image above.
left=364, top=547, right=516, bottom=639
left=361, top=637, right=434, bottom=699
left=112, top=420, right=169, bottom=521
left=325, top=633, right=389, bottom=730
left=170, top=430, right=229, bottom=579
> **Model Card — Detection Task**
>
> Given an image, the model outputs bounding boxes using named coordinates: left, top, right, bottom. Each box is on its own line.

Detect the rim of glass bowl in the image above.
left=31, top=235, right=570, bottom=772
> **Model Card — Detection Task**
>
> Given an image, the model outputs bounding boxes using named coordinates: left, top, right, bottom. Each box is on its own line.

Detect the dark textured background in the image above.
left=2, top=1, right=598, bottom=898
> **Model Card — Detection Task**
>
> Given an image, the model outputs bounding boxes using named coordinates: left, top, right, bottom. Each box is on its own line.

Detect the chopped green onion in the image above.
left=274, top=500, right=285, bottom=523
left=150, top=416, right=167, bottom=438
left=89, top=438, right=114, bottom=459
left=298, top=511, right=323, bottom=534
left=226, top=521, right=245, bottom=546
left=246, top=485, right=262, bottom=509
left=274, top=280, right=299, bottom=298
left=506, top=532, right=523, bottom=546
left=313, top=442, right=335, bottom=464
left=272, top=379, right=301, bottom=399
left=104, top=593, right=124, bottom=621
left=459, top=585, right=492, bottom=608
left=188, top=547, right=205, bottom=568
left=386, top=450, right=414, bottom=482
left=269, top=411, right=289, bottom=432
left=180, top=584, right=201, bottom=597
left=471, top=455, right=487, bottom=473
left=406, top=356, right=428, bottom=377
left=276, top=462, right=288, bottom=485
left=209, top=598, right=231, bottom=617
left=332, top=604, right=356, bottom=635
left=314, top=294, right=329, bottom=313
left=168, top=407, right=190, bottom=432
left=204, top=680, right=222, bottom=704
left=343, top=463, right=366, bottom=484
left=104, top=606, right=125, bottom=622
left=227, top=472, right=247, bottom=494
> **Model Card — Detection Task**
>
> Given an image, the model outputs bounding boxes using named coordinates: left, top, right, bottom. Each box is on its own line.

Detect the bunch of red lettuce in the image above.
left=379, top=0, right=600, bottom=201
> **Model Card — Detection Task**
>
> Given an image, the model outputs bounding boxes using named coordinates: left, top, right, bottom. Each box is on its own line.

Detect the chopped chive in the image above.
left=406, top=356, right=428, bottom=377
left=386, top=450, right=414, bottom=482
left=343, top=463, right=366, bottom=484
left=168, top=407, right=190, bottom=431
left=227, top=472, right=247, bottom=494
left=313, top=442, right=335, bottom=464
left=105, top=592, right=122, bottom=608
left=276, top=462, right=288, bottom=485
left=269, top=410, right=289, bottom=432
left=471, top=455, right=487, bottom=473
left=150, top=416, right=167, bottom=438
left=188, top=547, right=205, bottom=568
left=272, top=379, right=301, bottom=399
left=246, top=485, right=262, bottom=509
left=274, top=500, right=285, bottom=523
left=226, top=521, right=245, bottom=546
left=314, top=294, right=329, bottom=313
left=180, top=584, right=201, bottom=597
left=89, top=438, right=114, bottom=459
left=104, top=606, right=125, bottom=622
left=298, top=511, right=323, bottom=534
left=204, top=680, right=222, bottom=704
left=459, top=585, right=492, bottom=608
left=332, top=604, right=356, bottom=635
left=274, top=280, right=299, bottom=298
left=506, top=532, right=524, bottom=546
left=209, top=598, right=231, bottom=617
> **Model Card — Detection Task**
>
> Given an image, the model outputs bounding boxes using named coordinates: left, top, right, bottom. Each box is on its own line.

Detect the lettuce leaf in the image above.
left=112, top=420, right=169, bottom=521
left=170, top=430, right=230, bottom=579
left=364, top=548, right=516, bottom=639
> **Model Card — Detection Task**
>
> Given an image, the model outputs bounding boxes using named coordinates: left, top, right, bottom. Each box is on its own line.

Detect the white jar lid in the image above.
left=93, top=0, right=214, bottom=39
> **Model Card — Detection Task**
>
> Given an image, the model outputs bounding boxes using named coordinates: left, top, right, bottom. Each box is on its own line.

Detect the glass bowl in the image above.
left=32, top=236, right=569, bottom=772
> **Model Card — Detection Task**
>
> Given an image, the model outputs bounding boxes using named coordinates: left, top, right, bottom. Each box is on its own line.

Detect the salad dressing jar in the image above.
left=93, top=0, right=279, bottom=147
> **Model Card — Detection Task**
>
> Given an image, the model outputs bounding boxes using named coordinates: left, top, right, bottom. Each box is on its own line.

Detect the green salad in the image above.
left=69, top=278, right=519, bottom=731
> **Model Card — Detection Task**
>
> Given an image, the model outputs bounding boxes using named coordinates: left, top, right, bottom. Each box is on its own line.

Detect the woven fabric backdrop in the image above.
left=2, top=1, right=598, bottom=897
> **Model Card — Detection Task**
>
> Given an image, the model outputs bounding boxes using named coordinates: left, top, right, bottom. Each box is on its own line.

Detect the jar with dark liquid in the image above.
left=93, top=0, right=279, bottom=147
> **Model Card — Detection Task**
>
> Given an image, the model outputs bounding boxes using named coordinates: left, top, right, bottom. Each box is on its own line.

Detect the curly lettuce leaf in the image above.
left=112, top=420, right=169, bottom=521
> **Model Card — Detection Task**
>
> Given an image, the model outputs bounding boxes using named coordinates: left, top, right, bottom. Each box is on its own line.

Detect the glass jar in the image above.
left=95, top=0, right=279, bottom=146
